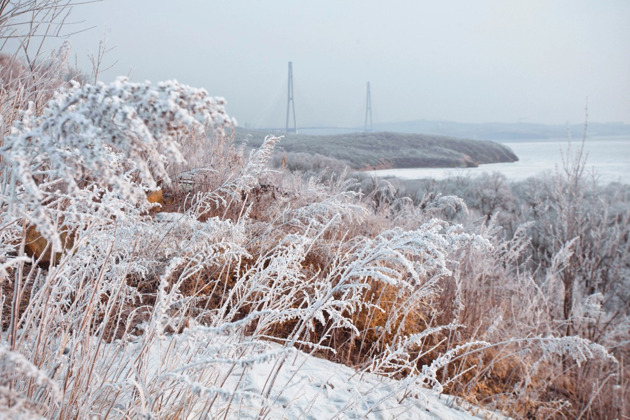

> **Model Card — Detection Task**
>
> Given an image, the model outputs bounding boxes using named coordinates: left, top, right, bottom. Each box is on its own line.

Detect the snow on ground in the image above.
left=141, top=333, right=507, bottom=420
left=227, top=343, right=505, bottom=420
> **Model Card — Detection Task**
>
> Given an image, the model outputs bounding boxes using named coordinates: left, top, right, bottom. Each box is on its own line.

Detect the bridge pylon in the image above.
left=364, top=81, right=373, bottom=132
left=285, top=61, right=298, bottom=134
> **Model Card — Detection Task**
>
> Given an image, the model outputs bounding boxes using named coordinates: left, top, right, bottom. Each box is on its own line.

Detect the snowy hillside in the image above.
left=214, top=342, right=504, bottom=419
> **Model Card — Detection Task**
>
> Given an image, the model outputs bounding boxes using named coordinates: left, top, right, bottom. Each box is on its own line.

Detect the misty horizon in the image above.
left=37, top=1, right=630, bottom=128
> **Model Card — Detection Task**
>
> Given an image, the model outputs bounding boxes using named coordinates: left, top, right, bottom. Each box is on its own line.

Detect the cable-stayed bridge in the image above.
left=254, top=62, right=373, bottom=134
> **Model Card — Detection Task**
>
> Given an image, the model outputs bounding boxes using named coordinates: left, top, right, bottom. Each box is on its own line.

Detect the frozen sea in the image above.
left=370, top=136, right=630, bottom=185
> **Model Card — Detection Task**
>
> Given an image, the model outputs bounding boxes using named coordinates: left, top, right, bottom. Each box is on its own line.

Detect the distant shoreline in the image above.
left=368, top=136, right=630, bottom=185
left=370, top=120, right=630, bottom=142
left=234, top=128, right=519, bottom=170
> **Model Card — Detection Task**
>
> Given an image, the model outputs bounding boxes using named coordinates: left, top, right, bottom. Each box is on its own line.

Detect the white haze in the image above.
left=63, top=1, right=630, bottom=128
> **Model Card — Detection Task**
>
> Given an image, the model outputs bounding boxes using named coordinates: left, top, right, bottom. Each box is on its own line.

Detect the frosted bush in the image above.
left=0, top=77, right=233, bottom=250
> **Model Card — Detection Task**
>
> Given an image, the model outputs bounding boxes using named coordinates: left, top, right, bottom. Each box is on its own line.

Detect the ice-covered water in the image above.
left=370, top=136, right=630, bottom=184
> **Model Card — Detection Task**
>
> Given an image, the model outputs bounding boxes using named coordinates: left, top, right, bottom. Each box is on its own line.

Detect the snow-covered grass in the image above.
left=0, top=54, right=627, bottom=420
left=103, top=335, right=508, bottom=420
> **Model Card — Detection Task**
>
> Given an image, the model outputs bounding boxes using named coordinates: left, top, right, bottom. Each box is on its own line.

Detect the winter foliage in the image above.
left=0, top=51, right=628, bottom=419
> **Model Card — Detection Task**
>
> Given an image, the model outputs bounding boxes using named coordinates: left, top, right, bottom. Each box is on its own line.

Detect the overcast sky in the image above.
left=66, top=0, right=630, bottom=128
